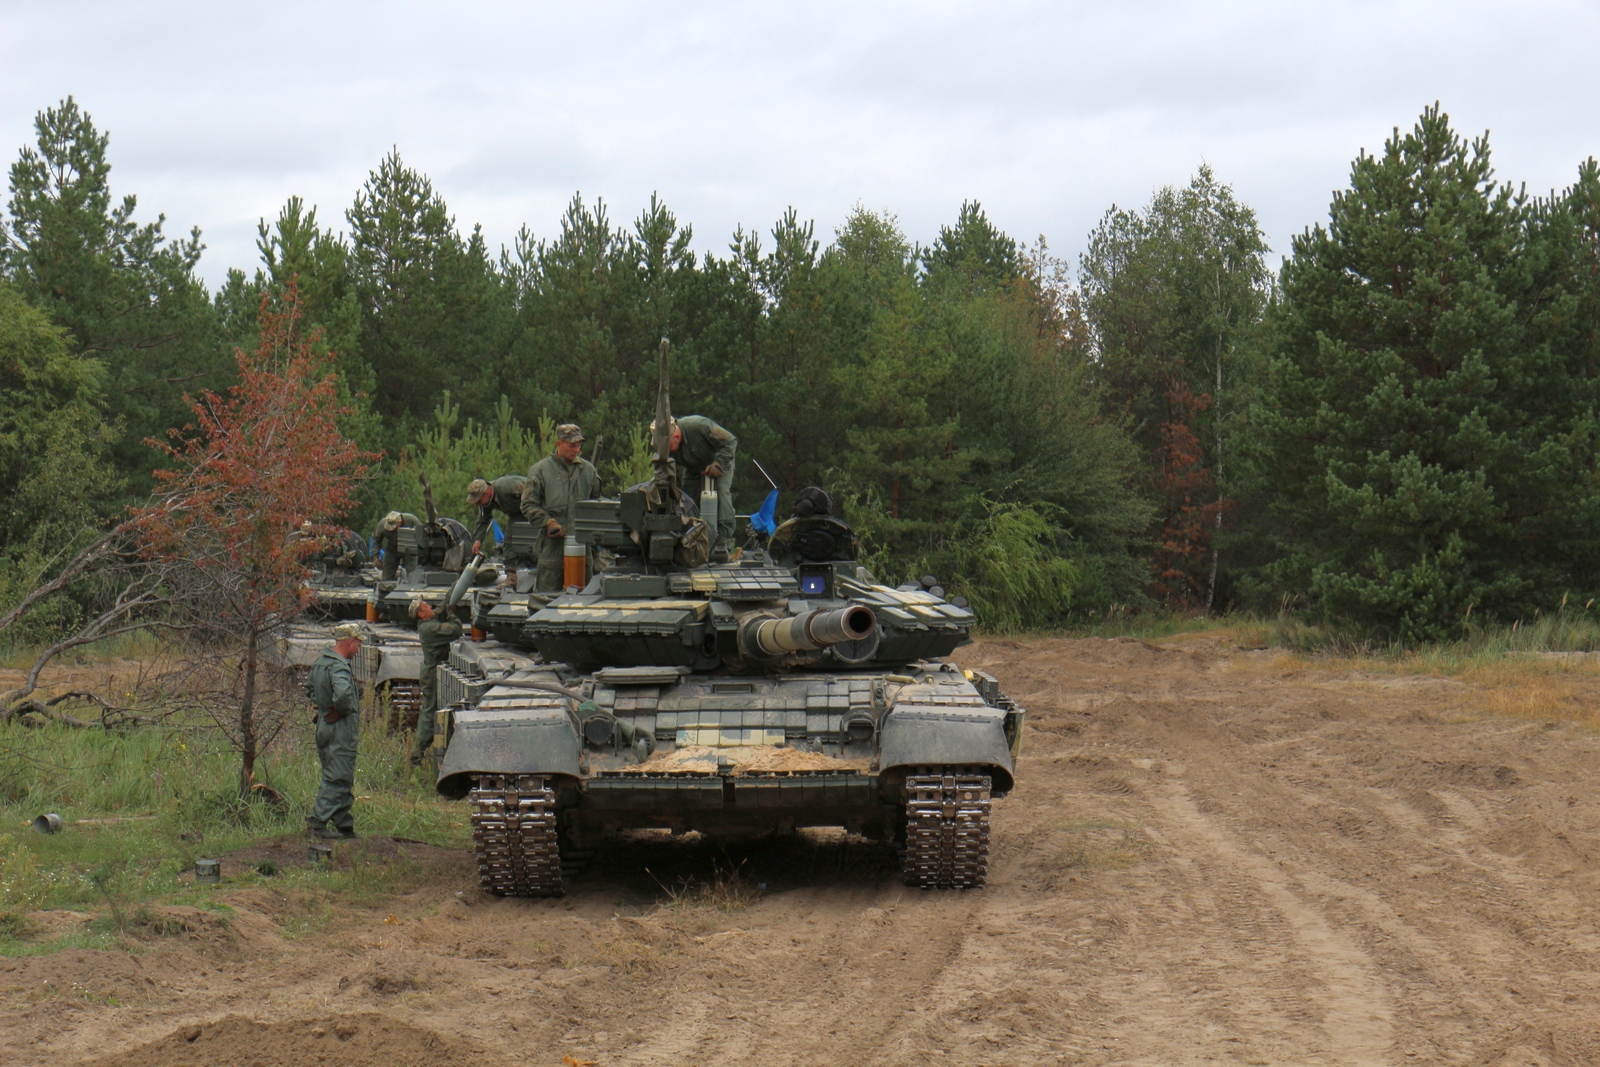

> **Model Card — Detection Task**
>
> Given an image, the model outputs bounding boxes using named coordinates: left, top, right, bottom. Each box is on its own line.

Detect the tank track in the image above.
left=902, top=770, right=992, bottom=889
left=469, top=775, right=563, bottom=896
left=381, top=681, right=421, bottom=732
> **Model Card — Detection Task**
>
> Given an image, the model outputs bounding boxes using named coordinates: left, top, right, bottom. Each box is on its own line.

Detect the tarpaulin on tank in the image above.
left=878, top=704, right=1015, bottom=792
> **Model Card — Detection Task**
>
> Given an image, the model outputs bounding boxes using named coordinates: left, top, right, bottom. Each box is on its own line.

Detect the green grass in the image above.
left=0, top=697, right=471, bottom=954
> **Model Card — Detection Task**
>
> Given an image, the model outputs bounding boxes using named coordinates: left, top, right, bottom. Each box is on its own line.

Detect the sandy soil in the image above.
left=6, top=635, right=1600, bottom=1066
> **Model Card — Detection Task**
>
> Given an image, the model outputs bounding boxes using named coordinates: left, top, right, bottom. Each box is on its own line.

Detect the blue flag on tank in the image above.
left=751, top=490, right=779, bottom=536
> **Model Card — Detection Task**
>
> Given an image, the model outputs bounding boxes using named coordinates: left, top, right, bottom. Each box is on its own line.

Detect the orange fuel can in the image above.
left=562, top=534, right=586, bottom=591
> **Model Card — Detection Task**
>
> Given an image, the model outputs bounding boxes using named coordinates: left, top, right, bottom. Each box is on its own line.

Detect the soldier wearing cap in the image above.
left=651, top=414, right=737, bottom=549
left=371, top=510, right=418, bottom=581
left=520, top=424, right=603, bottom=591
left=305, top=622, right=364, bottom=839
left=466, top=475, right=529, bottom=559
left=407, top=598, right=462, bottom=768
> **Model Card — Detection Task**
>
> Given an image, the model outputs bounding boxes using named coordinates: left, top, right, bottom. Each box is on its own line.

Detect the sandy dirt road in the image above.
left=6, top=635, right=1600, bottom=1066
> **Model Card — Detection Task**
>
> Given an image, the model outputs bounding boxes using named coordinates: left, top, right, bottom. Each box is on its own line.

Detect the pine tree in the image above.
left=0, top=97, right=221, bottom=491
left=1251, top=107, right=1600, bottom=641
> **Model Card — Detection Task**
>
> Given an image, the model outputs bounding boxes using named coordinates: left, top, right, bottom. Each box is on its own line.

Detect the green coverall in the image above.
left=672, top=414, right=737, bottom=546
left=411, top=616, right=463, bottom=765
left=306, top=647, right=361, bottom=833
left=371, top=512, right=420, bottom=581
left=519, top=454, right=603, bottom=591
left=470, top=475, right=529, bottom=560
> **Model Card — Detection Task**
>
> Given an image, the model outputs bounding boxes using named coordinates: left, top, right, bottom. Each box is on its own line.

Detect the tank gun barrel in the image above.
left=738, top=605, right=876, bottom=659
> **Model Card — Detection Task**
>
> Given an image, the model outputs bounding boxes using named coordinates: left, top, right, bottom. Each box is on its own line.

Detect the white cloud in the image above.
left=2, top=0, right=1594, bottom=284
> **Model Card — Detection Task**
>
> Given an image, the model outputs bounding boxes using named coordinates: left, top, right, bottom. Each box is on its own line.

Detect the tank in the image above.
left=302, top=527, right=378, bottom=620
left=379, top=516, right=481, bottom=625
left=436, top=343, right=1023, bottom=895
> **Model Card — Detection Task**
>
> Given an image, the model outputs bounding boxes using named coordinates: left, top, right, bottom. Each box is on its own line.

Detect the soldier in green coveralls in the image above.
left=408, top=598, right=462, bottom=767
left=304, top=622, right=365, bottom=839
left=466, top=475, right=528, bottom=558
left=652, top=414, right=737, bottom=549
left=519, top=424, right=603, bottom=591
left=371, top=510, right=418, bottom=581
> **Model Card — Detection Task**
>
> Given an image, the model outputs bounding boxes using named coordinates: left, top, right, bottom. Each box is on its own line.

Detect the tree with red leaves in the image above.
left=1152, top=387, right=1231, bottom=607
left=130, top=283, right=377, bottom=794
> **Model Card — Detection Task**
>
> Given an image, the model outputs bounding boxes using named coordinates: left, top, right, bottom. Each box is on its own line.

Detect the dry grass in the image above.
left=1049, top=818, right=1150, bottom=872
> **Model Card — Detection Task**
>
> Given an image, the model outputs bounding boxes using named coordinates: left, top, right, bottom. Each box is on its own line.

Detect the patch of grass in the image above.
left=655, top=860, right=762, bottom=913
left=1048, top=818, right=1149, bottom=872
left=0, top=690, right=472, bottom=950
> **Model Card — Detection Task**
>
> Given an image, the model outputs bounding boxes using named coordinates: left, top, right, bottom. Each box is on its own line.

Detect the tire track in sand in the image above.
left=1149, top=769, right=1395, bottom=1066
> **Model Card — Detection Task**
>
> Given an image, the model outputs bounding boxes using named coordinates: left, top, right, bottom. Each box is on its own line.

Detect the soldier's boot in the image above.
left=307, top=819, right=343, bottom=840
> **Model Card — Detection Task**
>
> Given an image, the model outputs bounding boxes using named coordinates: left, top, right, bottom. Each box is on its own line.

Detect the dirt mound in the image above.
left=79, top=1013, right=466, bottom=1067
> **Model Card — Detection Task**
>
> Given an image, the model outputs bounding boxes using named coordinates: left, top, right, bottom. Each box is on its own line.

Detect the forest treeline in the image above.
left=2, top=97, right=1599, bottom=642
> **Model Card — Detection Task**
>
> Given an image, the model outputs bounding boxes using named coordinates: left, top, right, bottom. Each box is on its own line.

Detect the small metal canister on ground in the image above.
left=195, top=859, right=221, bottom=884
left=31, top=813, right=63, bottom=834
left=308, top=843, right=334, bottom=865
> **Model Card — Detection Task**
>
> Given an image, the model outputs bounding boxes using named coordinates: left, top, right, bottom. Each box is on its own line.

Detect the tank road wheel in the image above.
left=901, top=770, right=992, bottom=889
left=468, top=775, right=563, bottom=897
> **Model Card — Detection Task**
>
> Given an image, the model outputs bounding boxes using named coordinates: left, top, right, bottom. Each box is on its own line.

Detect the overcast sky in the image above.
left=2, top=0, right=1595, bottom=288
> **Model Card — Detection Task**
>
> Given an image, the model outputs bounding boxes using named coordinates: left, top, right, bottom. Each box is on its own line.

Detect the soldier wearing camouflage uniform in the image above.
left=408, top=598, right=462, bottom=767
left=519, top=424, right=603, bottom=591
left=657, top=414, right=737, bottom=548
left=305, top=622, right=364, bottom=839
left=371, top=511, right=418, bottom=581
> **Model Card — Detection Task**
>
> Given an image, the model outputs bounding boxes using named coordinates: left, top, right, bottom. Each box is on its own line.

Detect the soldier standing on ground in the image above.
left=371, top=511, right=418, bottom=581
left=520, top=424, right=603, bottom=591
left=653, top=414, right=737, bottom=549
left=408, top=598, right=462, bottom=768
left=305, top=622, right=364, bottom=839
left=466, top=475, right=529, bottom=558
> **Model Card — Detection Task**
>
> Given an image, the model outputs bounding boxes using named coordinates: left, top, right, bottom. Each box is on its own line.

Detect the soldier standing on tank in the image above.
left=371, top=510, right=418, bottom=581
left=407, top=599, right=462, bottom=768
left=519, top=424, right=603, bottom=592
left=305, top=622, right=365, bottom=839
left=466, top=475, right=528, bottom=558
left=652, top=415, right=737, bottom=549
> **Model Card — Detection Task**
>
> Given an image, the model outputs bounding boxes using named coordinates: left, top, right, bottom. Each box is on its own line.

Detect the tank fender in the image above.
left=374, top=648, right=421, bottom=686
left=877, top=704, right=1015, bottom=793
left=435, top=707, right=581, bottom=798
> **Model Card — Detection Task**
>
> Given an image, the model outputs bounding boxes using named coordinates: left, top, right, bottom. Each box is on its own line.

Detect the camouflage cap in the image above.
left=556, top=423, right=584, bottom=443
left=466, top=478, right=492, bottom=500
left=331, top=622, right=366, bottom=642
left=407, top=598, right=425, bottom=619
left=380, top=511, right=404, bottom=532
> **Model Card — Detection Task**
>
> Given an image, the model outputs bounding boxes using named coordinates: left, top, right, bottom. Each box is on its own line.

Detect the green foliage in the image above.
left=360, top=392, right=554, bottom=532
left=1081, top=165, right=1271, bottom=607
left=0, top=97, right=222, bottom=494
left=1247, top=106, right=1600, bottom=642
left=347, top=150, right=513, bottom=447
left=946, top=503, right=1087, bottom=632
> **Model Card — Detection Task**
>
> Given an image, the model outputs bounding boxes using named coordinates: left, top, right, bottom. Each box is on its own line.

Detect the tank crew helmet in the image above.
left=556, top=424, right=585, bottom=443
left=466, top=478, right=492, bottom=502
left=380, top=511, right=405, bottom=532
left=792, top=486, right=834, bottom=519
left=330, top=622, right=366, bottom=642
